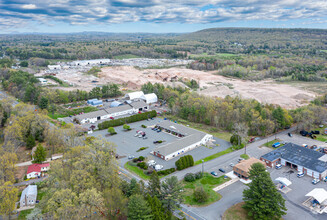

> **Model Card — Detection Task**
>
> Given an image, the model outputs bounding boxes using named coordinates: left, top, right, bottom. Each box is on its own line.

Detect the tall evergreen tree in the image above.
left=33, top=144, right=47, bottom=163
left=148, top=171, right=161, bottom=198
left=146, top=194, right=170, bottom=220
left=128, top=194, right=153, bottom=220
left=161, top=176, right=183, bottom=212
left=243, top=163, right=287, bottom=220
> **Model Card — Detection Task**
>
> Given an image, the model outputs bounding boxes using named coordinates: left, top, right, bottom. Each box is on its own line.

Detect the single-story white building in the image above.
left=152, top=120, right=213, bottom=161
left=27, top=163, right=50, bottom=179
left=20, top=185, right=37, bottom=208
left=142, top=93, right=158, bottom=104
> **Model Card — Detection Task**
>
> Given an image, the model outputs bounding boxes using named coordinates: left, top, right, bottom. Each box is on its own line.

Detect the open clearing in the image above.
left=99, top=66, right=316, bottom=109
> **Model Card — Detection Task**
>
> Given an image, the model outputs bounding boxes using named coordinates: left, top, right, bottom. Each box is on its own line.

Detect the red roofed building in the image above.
left=27, top=163, right=50, bottom=179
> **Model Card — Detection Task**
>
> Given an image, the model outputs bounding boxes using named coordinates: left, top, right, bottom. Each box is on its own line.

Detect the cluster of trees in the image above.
left=157, top=168, right=176, bottom=176
left=0, top=69, right=122, bottom=110
left=189, top=55, right=327, bottom=82
left=175, top=155, right=194, bottom=170
left=184, top=172, right=203, bottom=182
left=98, top=110, right=157, bottom=130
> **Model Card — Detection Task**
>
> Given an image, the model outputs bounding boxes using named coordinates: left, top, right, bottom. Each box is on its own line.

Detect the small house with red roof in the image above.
left=27, top=163, right=50, bottom=179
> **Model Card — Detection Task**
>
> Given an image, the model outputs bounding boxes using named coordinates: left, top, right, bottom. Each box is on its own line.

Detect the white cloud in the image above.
left=21, top=4, right=37, bottom=9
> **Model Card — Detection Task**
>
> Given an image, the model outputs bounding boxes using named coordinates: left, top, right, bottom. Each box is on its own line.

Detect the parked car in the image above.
left=143, top=136, right=148, bottom=139
left=229, top=163, right=234, bottom=167
left=219, top=168, right=225, bottom=173
left=157, top=129, right=162, bottom=133
left=297, top=172, right=305, bottom=178
left=311, top=130, right=320, bottom=134
left=110, top=117, right=114, bottom=120
left=275, top=164, right=282, bottom=169
left=238, top=158, right=244, bottom=162
left=248, top=137, right=255, bottom=143
left=211, top=171, right=218, bottom=176
left=319, top=125, right=324, bottom=128
left=324, top=177, right=327, bottom=182
left=300, top=130, right=308, bottom=136
left=312, top=178, right=320, bottom=185
left=128, top=155, right=135, bottom=160
left=288, top=133, right=292, bottom=137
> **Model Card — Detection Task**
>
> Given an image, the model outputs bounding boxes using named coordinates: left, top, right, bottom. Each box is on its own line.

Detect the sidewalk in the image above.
left=213, top=171, right=239, bottom=191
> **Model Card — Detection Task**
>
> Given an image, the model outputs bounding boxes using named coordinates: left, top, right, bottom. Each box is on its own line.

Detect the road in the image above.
left=15, top=155, right=63, bottom=167
left=14, top=176, right=48, bottom=186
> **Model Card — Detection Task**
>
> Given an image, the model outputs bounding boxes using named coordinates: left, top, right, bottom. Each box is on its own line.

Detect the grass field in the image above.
left=124, top=161, right=150, bottom=180
left=49, top=106, right=98, bottom=119
left=182, top=173, right=230, bottom=206
left=195, top=148, right=234, bottom=165
left=263, top=139, right=283, bottom=149
left=222, top=202, right=253, bottom=220
left=189, top=53, right=239, bottom=59
left=310, top=126, right=327, bottom=142
left=18, top=209, right=33, bottom=219
left=160, top=115, right=233, bottom=142
left=240, top=154, right=249, bottom=159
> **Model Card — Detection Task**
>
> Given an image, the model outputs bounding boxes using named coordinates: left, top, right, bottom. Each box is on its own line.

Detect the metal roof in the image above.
left=20, top=185, right=37, bottom=204
left=125, top=91, right=145, bottom=100
left=306, top=188, right=327, bottom=204
left=110, top=101, right=123, bottom=107
left=261, top=143, right=327, bottom=173
left=154, top=132, right=206, bottom=156
left=74, top=109, right=108, bottom=121
left=129, top=100, right=148, bottom=109
left=142, top=93, right=158, bottom=104
left=104, top=104, right=132, bottom=114
left=156, top=120, right=206, bottom=136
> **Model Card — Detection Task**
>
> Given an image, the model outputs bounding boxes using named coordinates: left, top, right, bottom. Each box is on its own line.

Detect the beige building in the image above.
left=233, top=157, right=266, bottom=180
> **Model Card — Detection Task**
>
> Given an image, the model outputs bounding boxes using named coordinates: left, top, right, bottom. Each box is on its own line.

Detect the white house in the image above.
left=27, top=163, right=50, bottom=179
left=38, top=78, right=47, bottom=85
left=20, top=185, right=37, bottom=208
left=142, top=93, right=158, bottom=104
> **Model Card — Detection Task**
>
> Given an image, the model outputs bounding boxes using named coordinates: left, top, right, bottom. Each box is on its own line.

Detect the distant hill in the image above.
left=178, top=28, right=327, bottom=47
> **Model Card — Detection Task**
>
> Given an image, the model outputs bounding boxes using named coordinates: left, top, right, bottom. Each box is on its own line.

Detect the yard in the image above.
left=309, top=126, right=327, bottom=142
left=49, top=106, right=98, bottom=119
left=182, top=173, right=230, bottom=206
left=124, top=161, right=151, bottom=180
left=262, top=139, right=283, bottom=149
left=222, top=202, right=253, bottom=220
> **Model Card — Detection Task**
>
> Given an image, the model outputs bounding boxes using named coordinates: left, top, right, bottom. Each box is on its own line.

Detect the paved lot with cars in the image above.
left=90, top=117, right=231, bottom=169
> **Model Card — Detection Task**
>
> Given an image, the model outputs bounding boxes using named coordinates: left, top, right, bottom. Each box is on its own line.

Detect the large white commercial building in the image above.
left=73, top=101, right=149, bottom=124
left=152, top=120, right=213, bottom=161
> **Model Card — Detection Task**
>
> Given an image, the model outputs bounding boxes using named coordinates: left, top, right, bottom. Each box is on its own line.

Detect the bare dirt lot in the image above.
left=99, top=66, right=316, bottom=109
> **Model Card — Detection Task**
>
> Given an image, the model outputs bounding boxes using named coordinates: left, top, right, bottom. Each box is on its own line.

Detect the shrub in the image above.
left=123, top=124, right=131, bottom=130
left=26, top=135, right=36, bottom=149
left=132, top=158, right=138, bottom=163
left=136, top=147, right=148, bottom=152
left=195, top=172, right=203, bottom=179
left=175, top=155, right=194, bottom=170
left=98, top=110, right=157, bottom=130
left=157, top=168, right=176, bottom=176
left=108, top=127, right=116, bottom=135
left=184, top=173, right=196, bottom=182
left=141, top=124, right=147, bottom=128
left=194, top=186, right=209, bottom=203
left=230, top=134, right=242, bottom=146
left=137, top=162, right=148, bottom=170
left=24, top=175, right=27, bottom=180
left=138, top=156, right=145, bottom=161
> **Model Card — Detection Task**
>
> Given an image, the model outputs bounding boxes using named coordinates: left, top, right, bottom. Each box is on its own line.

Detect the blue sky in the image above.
left=0, top=0, right=326, bottom=33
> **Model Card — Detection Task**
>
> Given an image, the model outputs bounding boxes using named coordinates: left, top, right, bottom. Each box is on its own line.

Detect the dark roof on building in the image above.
left=129, top=100, right=148, bottom=109
left=156, top=120, right=206, bottom=136
left=261, top=143, right=327, bottom=173
left=104, top=104, right=132, bottom=114
left=74, top=109, right=108, bottom=121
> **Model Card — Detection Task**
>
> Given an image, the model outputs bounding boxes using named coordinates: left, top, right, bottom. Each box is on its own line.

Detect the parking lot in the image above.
left=89, top=117, right=231, bottom=169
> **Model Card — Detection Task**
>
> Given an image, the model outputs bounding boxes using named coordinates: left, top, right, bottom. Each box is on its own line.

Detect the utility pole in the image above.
left=202, top=160, right=204, bottom=174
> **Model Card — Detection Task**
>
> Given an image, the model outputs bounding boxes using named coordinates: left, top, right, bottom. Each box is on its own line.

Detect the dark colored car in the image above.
left=288, top=133, right=292, bottom=137
left=248, top=137, right=255, bottom=143
left=300, top=130, right=308, bottom=136
left=311, top=130, right=320, bottom=135
left=219, top=168, right=225, bottom=173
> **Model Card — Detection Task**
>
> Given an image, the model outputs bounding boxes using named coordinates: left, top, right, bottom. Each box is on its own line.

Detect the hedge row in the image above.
left=98, top=110, right=157, bottom=130
left=175, top=155, right=194, bottom=170
left=157, top=168, right=176, bottom=176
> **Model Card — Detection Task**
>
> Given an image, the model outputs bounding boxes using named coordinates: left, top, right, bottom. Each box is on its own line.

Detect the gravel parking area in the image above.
left=90, top=117, right=231, bottom=169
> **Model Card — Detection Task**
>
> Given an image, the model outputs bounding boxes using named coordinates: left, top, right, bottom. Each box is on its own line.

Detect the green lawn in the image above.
left=263, top=139, right=282, bottom=148
left=195, top=148, right=234, bottom=165
left=124, top=161, right=150, bottom=180
left=223, top=202, right=253, bottom=220
left=182, top=173, right=230, bottom=206
left=49, top=106, right=98, bottom=119
left=309, top=126, right=327, bottom=142
left=159, top=115, right=233, bottom=142
left=18, top=209, right=33, bottom=220
left=240, top=154, right=249, bottom=160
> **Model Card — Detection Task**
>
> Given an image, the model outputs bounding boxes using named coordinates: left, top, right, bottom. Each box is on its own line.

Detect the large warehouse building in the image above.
left=261, top=143, right=327, bottom=180
left=73, top=100, right=149, bottom=124
left=152, top=120, right=213, bottom=161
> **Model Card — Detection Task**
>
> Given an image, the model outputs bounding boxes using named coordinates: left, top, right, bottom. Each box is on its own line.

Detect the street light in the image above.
left=202, top=160, right=204, bottom=174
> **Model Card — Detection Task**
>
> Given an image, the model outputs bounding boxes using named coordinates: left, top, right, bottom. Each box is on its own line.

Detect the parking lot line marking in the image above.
left=178, top=209, right=197, bottom=220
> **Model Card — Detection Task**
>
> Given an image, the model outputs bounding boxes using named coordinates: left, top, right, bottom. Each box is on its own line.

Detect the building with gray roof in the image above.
left=20, top=185, right=37, bottom=207
left=152, top=120, right=213, bottom=161
left=261, top=143, right=327, bottom=180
